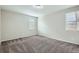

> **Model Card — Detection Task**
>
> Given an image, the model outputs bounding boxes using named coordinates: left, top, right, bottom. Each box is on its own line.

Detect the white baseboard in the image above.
left=38, top=32, right=79, bottom=45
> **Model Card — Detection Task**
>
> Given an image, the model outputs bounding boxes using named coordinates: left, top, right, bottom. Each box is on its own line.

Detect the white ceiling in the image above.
left=0, top=5, right=76, bottom=17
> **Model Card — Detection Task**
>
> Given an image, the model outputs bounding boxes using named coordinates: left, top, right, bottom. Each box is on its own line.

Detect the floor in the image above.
left=1, top=35, right=79, bottom=53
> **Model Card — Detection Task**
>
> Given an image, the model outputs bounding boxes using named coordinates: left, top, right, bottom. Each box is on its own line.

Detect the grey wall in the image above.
left=0, top=9, right=1, bottom=41
left=1, top=10, right=38, bottom=41
left=38, top=6, right=79, bottom=45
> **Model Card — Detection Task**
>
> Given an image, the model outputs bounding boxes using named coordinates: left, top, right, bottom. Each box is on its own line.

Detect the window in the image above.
left=28, top=17, right=37, bottom=30
left=65, top=12, right=77, bottom=31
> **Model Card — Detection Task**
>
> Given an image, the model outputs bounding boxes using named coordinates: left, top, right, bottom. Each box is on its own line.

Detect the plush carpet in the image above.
left=1, top=35, right=79, bottom=53
left=0, top=44, right=3, bottom=53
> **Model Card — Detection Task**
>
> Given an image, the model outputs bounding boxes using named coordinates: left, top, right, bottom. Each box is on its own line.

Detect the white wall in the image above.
left=0, top=8, right=1, bottom=41
left=1, top=10, right=38, bottom=41
left=38, top=6, right=79, bottom=45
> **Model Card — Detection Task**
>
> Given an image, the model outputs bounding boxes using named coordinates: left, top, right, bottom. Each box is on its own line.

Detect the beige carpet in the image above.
left=1, top=35, right=79, bottom=53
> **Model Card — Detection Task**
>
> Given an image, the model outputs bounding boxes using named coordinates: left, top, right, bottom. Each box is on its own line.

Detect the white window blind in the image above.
left=28, top=17, right=37, bottom=30
left=65, top=12, right=77, bottom=31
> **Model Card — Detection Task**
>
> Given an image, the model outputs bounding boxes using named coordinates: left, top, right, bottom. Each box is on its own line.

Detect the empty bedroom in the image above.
left=0, top=5, right=79, bottom=53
